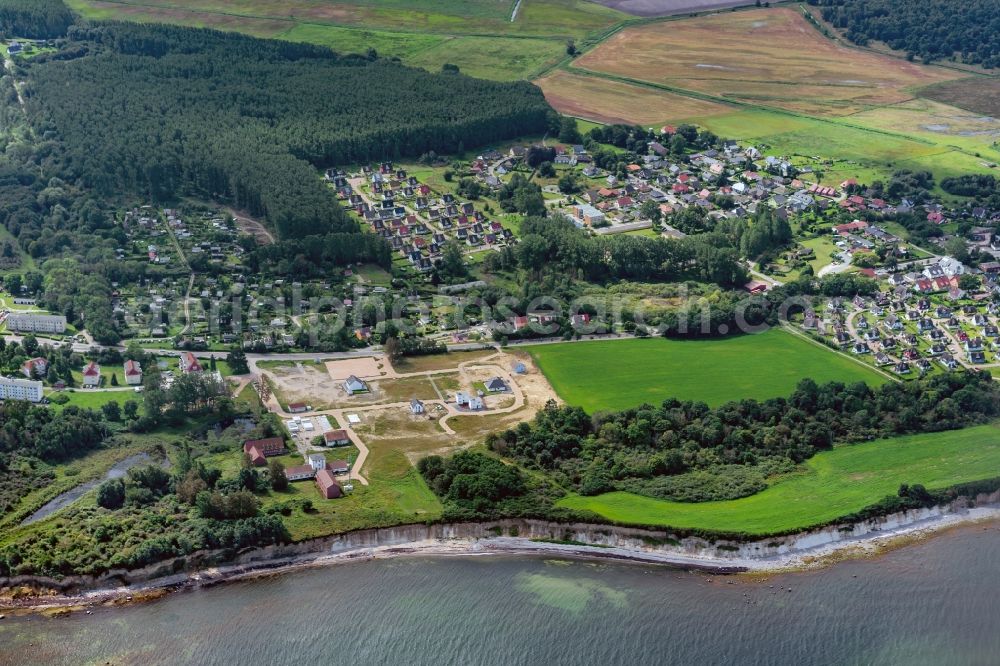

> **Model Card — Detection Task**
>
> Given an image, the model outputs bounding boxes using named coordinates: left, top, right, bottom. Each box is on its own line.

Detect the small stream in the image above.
left=21, top=453, right=156, bottom=525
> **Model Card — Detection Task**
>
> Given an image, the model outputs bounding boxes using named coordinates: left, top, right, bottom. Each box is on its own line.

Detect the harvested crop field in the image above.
left=590, top=0, right=752, bottom=17
left=920, top=77, right=1000, bottom=119
left=536, top=70, right=732, bottom=125
left=573, top=7, right=960, bottom=116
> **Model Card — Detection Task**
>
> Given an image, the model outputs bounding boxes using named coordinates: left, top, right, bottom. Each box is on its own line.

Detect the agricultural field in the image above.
left=536, top=70, right=733, bottom=125
left=527, top=328, right=887, bottom=412
left=406, top=36, right=565, bottom=81
left=67, top=0, right=624, bottom=79
left=589, top=0, right=752, bottom=17
left=571, top=7, right=960, bottom=117
left=696, top=108, right=995, bottom=187
left=558, top=423, right=1000, bottom=534
left=920, top=77, right=1000, bottom=119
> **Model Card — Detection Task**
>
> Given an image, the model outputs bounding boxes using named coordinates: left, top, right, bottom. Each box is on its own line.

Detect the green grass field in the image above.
left=527, top=328, right=887, bottom=412
left=698, top=108, right=996, bottom=187
left=49, top=389, right=137, bottom=412
left=67, top=0, right=622, bottom=80
left=558, top=423, right=1000, bottom=534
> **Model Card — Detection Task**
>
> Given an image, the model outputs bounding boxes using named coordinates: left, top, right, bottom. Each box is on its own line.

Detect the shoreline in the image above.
left=4, top=505, right=999, bottom=617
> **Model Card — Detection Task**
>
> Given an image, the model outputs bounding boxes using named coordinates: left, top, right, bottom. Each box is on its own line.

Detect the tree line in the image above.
left=487, top=372, right=1000, bottom=502
left=808, top=0, right=1000, bottom=68
left=505, top=215, right=749, bottom=287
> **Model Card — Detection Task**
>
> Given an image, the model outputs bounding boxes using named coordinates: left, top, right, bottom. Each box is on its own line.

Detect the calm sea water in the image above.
left=4, top=524, right=1000, bottom=666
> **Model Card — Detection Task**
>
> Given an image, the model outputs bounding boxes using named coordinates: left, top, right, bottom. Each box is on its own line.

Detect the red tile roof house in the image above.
left=22, top=357, right=48, bottom=379
left=82, top=360, right=102, bottom=388
left=179, top=351, right=202, bottom=374
left=323, top=429, right=351, bottom=447
left=833, top=220, right=868, bottom=235
left=315, top=468, right=343, bottom=499
left=243, top=437, right=287, bottom=466
left=328, top=460, right=350, bottom=474
left=287, top=402, right=308, bottom=414
left=124, top=359, right=143, bottom=385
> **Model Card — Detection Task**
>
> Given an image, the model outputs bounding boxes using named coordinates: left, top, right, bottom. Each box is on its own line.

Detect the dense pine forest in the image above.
left=808, top=0, right=1000, bottom=68
left=0, top=0, right=73, bottom=39
left=19, top=21, right=552, bottom=241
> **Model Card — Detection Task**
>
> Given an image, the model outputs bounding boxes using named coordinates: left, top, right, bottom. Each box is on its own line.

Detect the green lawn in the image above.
left=49, top=389, right=138, bottom=412
left=527, top=328, right=887, bottom=412
left=558, top=423, right=1000, bottom=534
left=799, top=235, right=842, bottom=273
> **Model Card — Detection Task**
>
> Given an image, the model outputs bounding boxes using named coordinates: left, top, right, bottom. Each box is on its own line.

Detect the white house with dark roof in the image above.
left=343, top=375, right=368, bottom=395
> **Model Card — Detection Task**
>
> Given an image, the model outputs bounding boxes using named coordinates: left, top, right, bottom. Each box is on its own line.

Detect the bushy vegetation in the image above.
left=498, top=215, right=749, bottom=287
left=0, top=498, right=288, bottom=577
left=941, top=174, right=1000, bottom=208
left=489, top=372, right=1000, bottom=502
left=417, top=451, right=557, bottom=520
left=0, top=401, right=109, bottom=461
left=810, top=0, right=1000, bottom=68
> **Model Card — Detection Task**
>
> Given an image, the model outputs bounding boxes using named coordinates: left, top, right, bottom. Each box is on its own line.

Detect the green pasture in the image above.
left=526, top=328, right=887, bottom=412
left=558, top=423, right=1000, bottom=534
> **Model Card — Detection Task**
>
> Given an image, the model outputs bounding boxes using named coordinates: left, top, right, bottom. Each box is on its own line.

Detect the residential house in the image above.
left=0, top=376, right=43, bottom=402
left=82, top=361, right=101, bottom=388
left=21, top=357, right=48, bottom=379
left=410, top=399, right=425, bottom=415
left=484, top=377, right=509, bottom=393
left=179, top=352, right=202, bottom=374
left=124, top=359, right=143, bottom=385
left=243, top=437, right=287, bottom=466
left=323, top=429, right=351, bottom=447
left=343, top=375, right=369, bottom=395
left=5, top=313, right=67, bottom=334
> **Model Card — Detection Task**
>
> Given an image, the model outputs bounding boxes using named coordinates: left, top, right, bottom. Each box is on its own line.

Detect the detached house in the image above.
left=124, top=359, right=143, bottom=385
left=180, top=352, right=202, bottom=374
left=82, top=361, right=101, bottom=388
left=344, top=375, right=368, bottom=395
left=21, top=357, right=48, bottom=379
left=243, top=437, right=286, bottom=466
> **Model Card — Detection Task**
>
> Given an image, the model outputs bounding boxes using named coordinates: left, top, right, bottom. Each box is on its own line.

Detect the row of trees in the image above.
left=511, top=215, right=748, bottom=287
